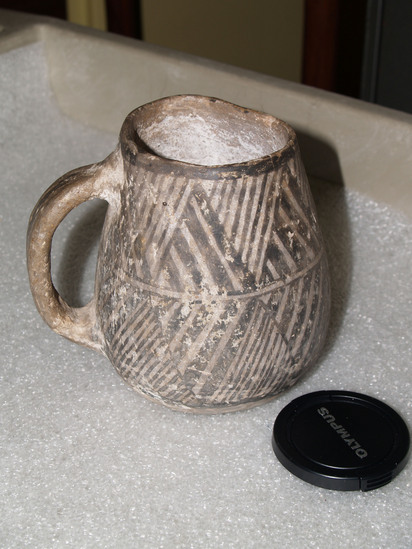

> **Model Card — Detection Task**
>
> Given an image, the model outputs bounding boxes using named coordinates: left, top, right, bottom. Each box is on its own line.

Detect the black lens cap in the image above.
left=272, top=391, right=410, bottom=491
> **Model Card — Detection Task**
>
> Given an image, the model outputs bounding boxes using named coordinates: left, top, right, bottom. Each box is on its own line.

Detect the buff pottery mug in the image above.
left=27, top=95, right=330, bottom=413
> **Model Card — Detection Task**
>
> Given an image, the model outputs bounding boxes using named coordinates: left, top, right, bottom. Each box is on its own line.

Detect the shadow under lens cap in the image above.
left=272, top=391, right=410, bottom=491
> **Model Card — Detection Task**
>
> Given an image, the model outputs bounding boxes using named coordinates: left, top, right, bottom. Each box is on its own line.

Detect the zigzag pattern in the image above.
left=119, top=156, right=322, bottom=296
left=102, top=256, right=328, bottom=409
left=97, top=154, right=329, bottom=410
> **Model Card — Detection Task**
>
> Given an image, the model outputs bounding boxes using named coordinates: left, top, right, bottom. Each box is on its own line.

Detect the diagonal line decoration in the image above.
left=126, top=161, right=323, bottom=298
left=96, top=153, right=329, bottom=410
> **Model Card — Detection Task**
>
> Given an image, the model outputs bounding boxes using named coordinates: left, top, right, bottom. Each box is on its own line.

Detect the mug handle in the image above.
left=26, top=148, right=122, bottom=353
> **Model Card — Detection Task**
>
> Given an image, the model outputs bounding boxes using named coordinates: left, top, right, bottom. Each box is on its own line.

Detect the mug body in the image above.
left=95, top=96, right=330, bottom=412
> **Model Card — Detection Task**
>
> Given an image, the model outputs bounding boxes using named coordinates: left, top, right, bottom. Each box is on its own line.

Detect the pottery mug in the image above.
left=27, top=95, right=330, bottom=413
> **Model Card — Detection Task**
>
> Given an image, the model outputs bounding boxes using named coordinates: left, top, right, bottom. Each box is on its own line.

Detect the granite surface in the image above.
left=1, top=43, right=411, bottom=548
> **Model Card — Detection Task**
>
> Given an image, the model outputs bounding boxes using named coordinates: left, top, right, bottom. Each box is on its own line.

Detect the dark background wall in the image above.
left=0, top=0, right=411, bottom=114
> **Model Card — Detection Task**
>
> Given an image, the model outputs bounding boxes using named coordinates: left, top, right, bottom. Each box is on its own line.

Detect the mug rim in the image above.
left=120, top=95, right=297, bottom=178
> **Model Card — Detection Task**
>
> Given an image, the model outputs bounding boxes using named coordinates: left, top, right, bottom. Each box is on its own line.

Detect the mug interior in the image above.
left=134, top=96, right=290, bottom=166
